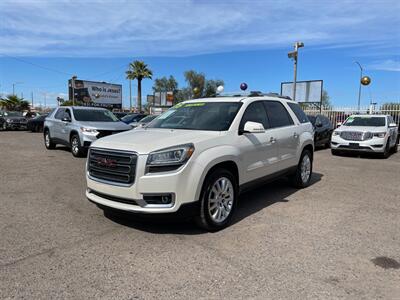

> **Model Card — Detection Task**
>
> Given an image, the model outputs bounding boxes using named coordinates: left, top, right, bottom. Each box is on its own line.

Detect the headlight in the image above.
left=146, top=144, right=195, bottom=172
left=80, top=127, right=98, bottom=135
left=373, top=132, right=386, bottom=138
left=333, top=131, right=340, bottom=136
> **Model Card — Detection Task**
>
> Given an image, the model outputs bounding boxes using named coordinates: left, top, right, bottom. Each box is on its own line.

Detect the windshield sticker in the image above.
left=346, top=117, right=354, bottom=123
left=183, top=102, right=206, bottom=107
left=173, top=102, right=185, bottom=109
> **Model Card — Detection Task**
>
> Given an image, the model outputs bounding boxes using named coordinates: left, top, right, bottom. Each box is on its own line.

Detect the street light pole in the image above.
left=355, top=61, right=363, bottom=111
left=288, top=42, right=304, bottom=101
left=12, top=82, right=23, bottom=96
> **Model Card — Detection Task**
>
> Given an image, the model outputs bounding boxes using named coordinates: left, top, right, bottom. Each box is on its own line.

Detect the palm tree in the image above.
left=126, top=60, right=152, bottom=111
left=0, top=94, right=30, bottom=111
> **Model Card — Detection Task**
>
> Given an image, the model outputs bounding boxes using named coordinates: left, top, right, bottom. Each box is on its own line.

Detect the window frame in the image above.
left=238, top=100, right=270, bottom=134
left=54, top=108, right=66, bottom=120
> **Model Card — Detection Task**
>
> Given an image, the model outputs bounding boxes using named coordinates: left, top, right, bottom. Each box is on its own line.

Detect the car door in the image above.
left=264, top=101, right=298, bottom=170
left=52, top=108, right=65, bottom=140
left=59, top=108, right=73, bottom=143
left=237, top=101, right=279, bottom=184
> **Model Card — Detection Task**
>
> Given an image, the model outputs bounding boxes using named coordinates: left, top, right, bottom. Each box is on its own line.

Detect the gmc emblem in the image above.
left=96, top=157, right=117, bottom=168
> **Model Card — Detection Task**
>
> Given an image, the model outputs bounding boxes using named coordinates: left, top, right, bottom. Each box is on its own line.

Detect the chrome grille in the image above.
left=88, top=148, right=137, bottom=185
left=340, top=131, right=371, bottom=141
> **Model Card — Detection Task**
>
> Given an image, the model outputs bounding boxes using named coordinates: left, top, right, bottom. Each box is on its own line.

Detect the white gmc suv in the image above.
left=86, top=95, right=314, bottom=231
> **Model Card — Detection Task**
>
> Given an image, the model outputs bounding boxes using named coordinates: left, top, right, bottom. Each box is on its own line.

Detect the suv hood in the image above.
left=336, top=125, right=386, bottom=133
left=78, top=121, right=131, bottom=131
left=91, top=128, right=221, bottom=154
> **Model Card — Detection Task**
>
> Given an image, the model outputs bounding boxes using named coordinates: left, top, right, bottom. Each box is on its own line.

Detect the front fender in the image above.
left=190, top=145, right=241, bottom=203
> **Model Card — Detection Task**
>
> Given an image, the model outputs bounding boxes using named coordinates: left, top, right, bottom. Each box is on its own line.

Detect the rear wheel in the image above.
left=44, top=129, right=56, bottom=149
left=2, top=122, right=7, bottom=131
left=195, top=168, right=238, bottom=231
left=70, top=134, right=85, bottom=157
left=290, top=149, right=313, bottom=188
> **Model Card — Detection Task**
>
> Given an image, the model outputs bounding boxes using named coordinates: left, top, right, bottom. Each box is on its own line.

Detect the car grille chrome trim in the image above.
left=340, top=131, right=372, bottom=141
left=88, top=148, right=137, bottom=186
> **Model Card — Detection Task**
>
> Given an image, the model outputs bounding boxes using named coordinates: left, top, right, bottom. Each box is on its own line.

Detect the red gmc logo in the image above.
left=96, top=157, right=117, bottom=168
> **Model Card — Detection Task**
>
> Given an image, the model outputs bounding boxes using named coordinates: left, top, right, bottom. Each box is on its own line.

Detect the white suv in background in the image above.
left=86, top=95, right=314, bottom=231
left=331, top=114, right=399, bottom=158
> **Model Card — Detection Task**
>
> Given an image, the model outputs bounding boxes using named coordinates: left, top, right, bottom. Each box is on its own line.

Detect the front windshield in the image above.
left=344, top=116, right=386, bottom=127
left=147, top=102, right=242, bottom=131
left=73, top=109, right=119, bottom=122
left=140, top=115, right=157, bottom=123
left=121, top=114, right=139, bottom=123
left=4, top=111, right=23, bottom=117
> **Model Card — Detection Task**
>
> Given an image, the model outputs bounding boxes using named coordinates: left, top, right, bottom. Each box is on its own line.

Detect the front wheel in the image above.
left=70, top=134, right=85, bottom=157
left=1, top=122, right=7, bottom=131
left=44, top=129, right=56, bottom=149
left=195, top=169, right=238, bottom=231
left=290, top=149, right=313, bottom=188
left=382, top=138, right=391, bottom=158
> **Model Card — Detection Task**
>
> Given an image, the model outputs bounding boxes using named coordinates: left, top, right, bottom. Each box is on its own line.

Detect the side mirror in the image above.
left=62, top=116, right=71, bottom=122
left=336, top=122, right=342, bottom=127
left=389, top=123, right=398, bottom=128
left=315, top=121, right=323, bottom=127
left=243, top=121, right=265, bottom=134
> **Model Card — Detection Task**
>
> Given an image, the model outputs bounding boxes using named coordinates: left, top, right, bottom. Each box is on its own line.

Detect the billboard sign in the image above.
left=68, top=79, right=122, bottom=108
left=151, top=91, right=174, bottom=107
left=281, top=80, right=323, bottom=103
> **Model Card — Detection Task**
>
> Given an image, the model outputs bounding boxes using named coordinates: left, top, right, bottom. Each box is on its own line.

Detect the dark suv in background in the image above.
left=307, top=114, right=334, bottom=148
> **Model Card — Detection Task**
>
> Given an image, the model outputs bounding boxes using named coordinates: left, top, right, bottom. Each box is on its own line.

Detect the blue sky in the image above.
left=0, top=0, right=399, bottom=108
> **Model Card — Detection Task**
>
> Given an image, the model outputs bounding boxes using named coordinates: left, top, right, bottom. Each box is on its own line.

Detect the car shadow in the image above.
left=103, top=172, right=324, bottom=235
left=334, top=151, right=397, bottom=160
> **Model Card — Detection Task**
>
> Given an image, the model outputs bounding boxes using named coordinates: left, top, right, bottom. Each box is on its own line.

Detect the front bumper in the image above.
left=86, top=154, right=202, bottom=214
left=331, top=135, right=386, bottom=153
left=6, top=122, right=27, bottom=130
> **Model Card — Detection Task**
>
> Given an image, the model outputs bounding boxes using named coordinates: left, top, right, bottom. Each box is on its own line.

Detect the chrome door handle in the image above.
left=270, top=137, right=276, bottom=143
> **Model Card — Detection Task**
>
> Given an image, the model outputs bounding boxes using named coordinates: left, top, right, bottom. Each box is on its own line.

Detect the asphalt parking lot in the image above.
left=1, top=131, right=399, bottom=299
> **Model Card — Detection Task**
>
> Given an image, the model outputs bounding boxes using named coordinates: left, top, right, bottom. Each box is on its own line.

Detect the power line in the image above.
left=0, top=53, right=72, bottom=76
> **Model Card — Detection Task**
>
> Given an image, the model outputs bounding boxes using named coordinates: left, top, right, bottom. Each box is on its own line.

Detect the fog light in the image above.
left=143, top=194, right=173, bottom=205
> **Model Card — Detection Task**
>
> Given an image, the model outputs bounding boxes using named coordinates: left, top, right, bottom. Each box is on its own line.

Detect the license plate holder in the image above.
left=349, top=143, right=360, bottom=149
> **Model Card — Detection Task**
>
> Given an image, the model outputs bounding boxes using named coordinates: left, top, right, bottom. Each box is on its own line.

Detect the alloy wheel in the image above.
left=300, top=154, right=311, bottom=184
left=208, top=177, right=234, bottom=223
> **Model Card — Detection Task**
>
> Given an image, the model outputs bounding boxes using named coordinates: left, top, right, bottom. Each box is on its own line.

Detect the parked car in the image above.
left=113, top=112, right=128, bottom=120
left=132, top=114, right=158, bottom=128
left=27, top=114, right=48, bottom=132
left=86, top=96, right=314, bottom=231
left=121, top=113, right=147, bottom=126
left=43, top=107, right=131, bottom=157
left=307, top=114, right=334, bottom=148
left=0, top=111, right=27, bottom=130
left=331, top=114, right=398, bottom=158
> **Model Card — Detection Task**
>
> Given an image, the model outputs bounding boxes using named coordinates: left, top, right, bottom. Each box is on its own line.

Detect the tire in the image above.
left=70, top=134, right=85, bottom=157
left=382, top=138, right=391, bottom=158
left=290, top=149, right=313, bottom=188
left=2, top=122, right=7, bottom=131
left=195, top=168, right=238, bottom=231
left=391, top=135, right=398, bottom=153
left=44, top=129, right=56, bottom=149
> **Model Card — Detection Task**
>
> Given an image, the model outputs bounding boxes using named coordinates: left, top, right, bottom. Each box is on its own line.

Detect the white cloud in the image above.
left=0, top=0, right=399, bottom=57
left=368, top=60, right=400, bottom=72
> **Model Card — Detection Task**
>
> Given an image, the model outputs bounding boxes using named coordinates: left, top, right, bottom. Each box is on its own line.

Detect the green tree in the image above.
left=0, top=94, right=30, bottom=111
left=152, top=75, right=178, bottom=93
left=204, top=79, right=224, bottom=97
left=321, top=90, right=332, bottom=108
left=184, top=70, right=205, bottom=99
left=126, top=61, right=153, bottom=112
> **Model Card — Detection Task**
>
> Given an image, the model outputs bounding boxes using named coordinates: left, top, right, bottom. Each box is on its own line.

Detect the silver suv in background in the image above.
left=44, top=107, right=131, bottom=157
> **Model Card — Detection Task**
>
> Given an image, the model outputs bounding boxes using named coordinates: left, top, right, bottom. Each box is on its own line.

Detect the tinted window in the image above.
left=64, top=109, right=72, bottom=119
left=264, top=101, right=294, bottom=128
left=287, top=102, right=309, bottom=123
left=54, top=108, right=65, bottom=120
left=239, top=102, right=269, bottom=131
left=307, top=115, right=316, bottom=125
left=73, top=109, right=119, bottom=122
left=148, top=102, right=242, bottom=131
left=344, top=116, right=386, bottom=127
left=322, top=116, right=330, bottom=126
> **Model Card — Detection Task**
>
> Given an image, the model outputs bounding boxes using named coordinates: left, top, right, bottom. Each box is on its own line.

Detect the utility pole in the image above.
left=71, top=75, right=77, bottom=106
left=355, top=61, right=363, bottom=111
left=31, top=92, right=34, bottom=108
left=287, top=42, right=304, bottom=101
